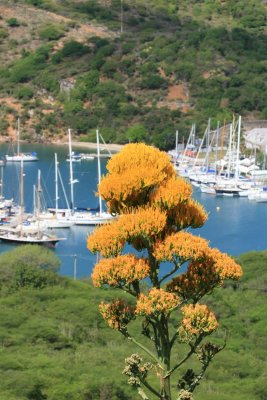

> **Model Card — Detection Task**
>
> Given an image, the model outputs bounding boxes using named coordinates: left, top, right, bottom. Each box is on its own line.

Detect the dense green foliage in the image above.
left=0, top=0, right=266, bottom=148
left=0, top=245, right=61, bottom=292
left=0, top=246, right=266, bottom=399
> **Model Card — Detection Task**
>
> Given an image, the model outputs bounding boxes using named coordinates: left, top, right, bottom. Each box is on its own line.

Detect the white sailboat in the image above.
left=0, top=161, right=64, bottom=247
left=66, top=151, right=82, bottom=162
left=32, top=165, right=74, bottom=229
left=48, top=129, right=114, bottom=225
left=68, top=129, right=114, bottom=225
left=5, top=119, right=38, bottom=162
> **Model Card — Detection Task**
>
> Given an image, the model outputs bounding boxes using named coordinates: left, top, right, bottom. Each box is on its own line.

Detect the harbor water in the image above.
left=0, top=143, right=266, bottom=279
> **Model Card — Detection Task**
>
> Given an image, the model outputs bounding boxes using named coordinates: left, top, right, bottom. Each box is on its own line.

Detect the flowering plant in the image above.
left=88, top=143, right=242, bottom=400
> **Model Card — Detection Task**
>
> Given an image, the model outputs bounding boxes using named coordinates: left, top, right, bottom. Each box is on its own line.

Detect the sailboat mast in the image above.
left=175, top=130, right=179, bottom=160
left=33, top=185, right=36, bottom=217
left=0, top=167, right=3, bottom=199
left=17, top=118, right=20, bottom=155
left=68, top=129, right=74, bottom=212
left=19, top=159, right=24, bottom=235
left=215, top=121, right=220, bottom=176
left=193, top=123, right=208, bottom=169
left=55, top=153, right=59, bottom=215
left=227, top=124, right=233, bottom=179
left=206, top=118, right=211, bottom=171
left=235, top=115, right=241, bottom=181
left=37, top=169, right=41, bottom=221
left=20, top=159, right=24, bottom=215
left=37, top=169, right=42, bottom=236
left=181, top=124, right=193, bottom=165
left=96, top=129, right=103, bottom=215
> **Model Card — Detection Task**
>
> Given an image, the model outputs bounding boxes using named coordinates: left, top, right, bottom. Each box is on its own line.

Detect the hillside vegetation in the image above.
left=0, top=0, right=266, bottom=148
left=0, top=246, right=266, bottom=399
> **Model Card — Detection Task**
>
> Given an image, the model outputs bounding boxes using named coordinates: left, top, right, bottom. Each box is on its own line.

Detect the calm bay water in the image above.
left=0, top=143, right=266, bottom=278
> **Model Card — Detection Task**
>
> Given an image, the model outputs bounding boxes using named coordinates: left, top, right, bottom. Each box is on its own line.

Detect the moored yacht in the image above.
left=5, top=119, right=38, bottom=162
left=0, top=160, right=64, bottom=247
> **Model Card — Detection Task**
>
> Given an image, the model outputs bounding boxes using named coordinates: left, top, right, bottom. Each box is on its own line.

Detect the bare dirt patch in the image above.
left=0, top=97, right=23, bottom=112
left=0, top=3, right=115, bottom=65
left=167, top=84, right=189, bottom=101
left=157, top=83, right=192, bottom=113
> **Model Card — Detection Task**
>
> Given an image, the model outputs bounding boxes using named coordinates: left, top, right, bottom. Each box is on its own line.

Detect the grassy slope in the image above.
left=0, top=251, right=267, bottom=400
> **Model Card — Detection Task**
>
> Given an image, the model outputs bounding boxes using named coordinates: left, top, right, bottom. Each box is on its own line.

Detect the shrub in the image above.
left=121, top=41, right=136, bottom=55
left=83, top=70, right=100, bottom=90
left=0, top=27, right=8, bottom=41
left=140, top=74, right=168, bottom=90
left=15, top=86, right=34, bottom=99
left=39, top=24, right=64, bottom=41
left=0, top=245, right=61, bottom=292
left=101, top=60, right=118, bottom=78
left=61, top=40, right=89, bottom=58
left=6, top=18, right=20, bottom=27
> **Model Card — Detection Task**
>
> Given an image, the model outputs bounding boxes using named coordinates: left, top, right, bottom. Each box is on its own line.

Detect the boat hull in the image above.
left=0, top=233, right=64, bottom=247
left=5, top=155, right=38, bottom=162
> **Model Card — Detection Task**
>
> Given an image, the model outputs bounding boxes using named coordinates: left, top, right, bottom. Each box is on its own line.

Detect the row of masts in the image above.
left=170, top=116, right=267, bottom=199
left=0, top=129, right=115, bottom=246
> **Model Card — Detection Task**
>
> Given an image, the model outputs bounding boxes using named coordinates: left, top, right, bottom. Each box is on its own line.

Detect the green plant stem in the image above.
left=164, top=340, right=201, bottom=379
left=159, top=262, right=183, bottom=284
left=137, top=386, right=149, bottom=400
left=140, top=378, right=161, bottom=399
left=189, top=362, right=209, bottom=392
left=156, top=316, right=172, bottom=400
left=124, top=332, right=164, bottom=369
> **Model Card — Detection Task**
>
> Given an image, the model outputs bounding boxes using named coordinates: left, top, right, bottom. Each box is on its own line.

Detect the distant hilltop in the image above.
left=0, top=0, right=267, bottom=150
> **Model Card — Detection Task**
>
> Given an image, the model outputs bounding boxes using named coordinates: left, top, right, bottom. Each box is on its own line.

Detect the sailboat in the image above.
left=34, top=156, right=74, bottom=229
left=214, top=116, right=253, bottom=197
left=5, top=119, right=38, bottom=162
left=0, top=161, right=64, bottom=247
left=47, top=129, right=114, bottom=225
left=66, top=151, right=82, bottom=162
left=67, top=129, right=114, bottom=225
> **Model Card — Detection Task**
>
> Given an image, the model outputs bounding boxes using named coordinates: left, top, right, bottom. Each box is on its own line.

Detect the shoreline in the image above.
left=67, top=141, right=124, bottom=152
left=0, top=137, right=125, bottom=153
left=41, top=139, right=125, bottom=153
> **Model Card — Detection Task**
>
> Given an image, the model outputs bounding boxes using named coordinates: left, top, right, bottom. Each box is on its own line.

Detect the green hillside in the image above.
left=0, top=0, right=266, bottom=148
left=0, top=246, right=266, bottom=399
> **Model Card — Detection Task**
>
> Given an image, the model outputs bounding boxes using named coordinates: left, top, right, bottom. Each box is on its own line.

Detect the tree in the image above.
left=88, top=144, right=242, bottom=400
left=140, top=74, right=168, bottom=90
left=125, top=124, right=148, bottom=143
left=0, top=245, right=61, bottom=291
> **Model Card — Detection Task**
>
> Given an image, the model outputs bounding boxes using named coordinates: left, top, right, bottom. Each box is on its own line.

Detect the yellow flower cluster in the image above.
left=87, top=221, right=126, bottom=257
left=167, top=260, right=220, bottom=301
left=106, top=143, right=175, bottom=178
left=135, top=288, right=180, bottom=316
left=208, top=248, right=243, bottom=280
left=91, top=255, right=150, bottom=287
left=88, top=206, right=167, bottom=256
left=179, top=304, right=218, bottom=337
left=150, top=177, right=192, bottom=209
left=167, top=248, right=242, bottom=300
left=173, top=199, right=208, bottom=229
left=119, top=206, right=167, bottom=242
left=153, top=231, right=210, bottom=263
left=99, top=299, right=135, bottom=331
left=98, top=143, right=175, bottom=213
